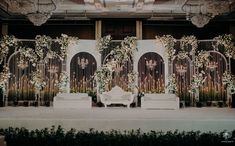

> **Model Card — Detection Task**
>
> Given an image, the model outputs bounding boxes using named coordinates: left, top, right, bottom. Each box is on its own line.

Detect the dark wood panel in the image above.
left=102, top=19, right=136, bottom=40
left=142, top=21, right=231, bottom=39
left=7, top=21, right=95, bottom=39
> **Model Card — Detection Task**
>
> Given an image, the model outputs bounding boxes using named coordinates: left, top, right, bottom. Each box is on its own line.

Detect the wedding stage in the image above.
left=0, top=107, right=234, bottom=133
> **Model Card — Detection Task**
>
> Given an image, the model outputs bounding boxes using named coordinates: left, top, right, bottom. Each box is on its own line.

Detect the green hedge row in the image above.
left=0, top=126, right=234, bottom=146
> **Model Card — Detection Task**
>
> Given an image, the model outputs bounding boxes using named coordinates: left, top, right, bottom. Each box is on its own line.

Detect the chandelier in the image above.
left=145, top=59, right=157, bottom=70
left=182, top=0, right=231, bottom=28
left=78, top=57, right=89, bottom=69
left=207, top=61, right=218, bottom=71
left=47, top=65, right=59, bottom=73
left=175, top=64, right=187, bottom=76
left=5, top=0, right=63, bottom=26
left=17, top=60, right=29, bottom=69
left=113, top=64, right=124, bottom=74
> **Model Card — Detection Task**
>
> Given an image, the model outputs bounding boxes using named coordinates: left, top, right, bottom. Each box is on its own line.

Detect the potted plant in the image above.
left=185, top=101, right=191, bottom=107
left=137, top=92, right=144, bottom=107
left=33, top=101, right=38, bottom=107
left=218, top=101, right=223, bottom=108
left=23, top=101, right=29, bottom=106
left=206, top=101, right=212, bottom=107
left=45, top=101, right=50, bottom=107
left=196, top=102, right=202, bottom=107
left=13, top=96, right=18, bottom=106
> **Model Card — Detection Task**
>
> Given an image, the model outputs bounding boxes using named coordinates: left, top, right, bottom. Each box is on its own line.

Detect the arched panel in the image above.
left=138, top=52, right=165, bottom=93
left=172, top=57, right=192, bottom=104
left=200, top=51, right=228, bottom=103
left=70, top=52, right=97, bottom=93
left=7, top=52, right=62, bottom=104
left=8, top=52, right=36, bottom=102
left=134, top=40, right=168, bottom=93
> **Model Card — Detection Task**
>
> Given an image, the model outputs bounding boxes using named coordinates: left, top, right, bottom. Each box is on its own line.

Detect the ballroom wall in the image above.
left=6, top=20, right=96, bottom=39
left=1, top=19, right=235, bottom=74
left=1, top=19, right=234, bottom=40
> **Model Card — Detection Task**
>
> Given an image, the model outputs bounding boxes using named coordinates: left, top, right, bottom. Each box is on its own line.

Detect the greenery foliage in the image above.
left=0, top=126, right=234, bottom=146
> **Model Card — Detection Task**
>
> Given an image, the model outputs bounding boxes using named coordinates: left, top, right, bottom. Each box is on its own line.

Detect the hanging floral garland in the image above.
left=104, top=58, right=118, bottom=71
left=0, top=66, right=11, bottom=92
left=30, top=70, right=46, bottom=92
left=213, top=34, right=235, bottom=59
left=222, top=71, right=235, bottom=94
left=180, top=35, right=198, bottom=58
left=94, top=66, right=112, bottom=93
left=155, top=35, right=176, bottom=61
left=194, top=50, right=210, bottom=68
left=113, top=36, right=137, bottom=63
left=127, top=71, right=138, bottom=90
left=35, top=35, right=52, bottom=60
left=96, top=36, right=137, bottom=92
left=55, top=71, right=69, bottom=93
left=18, top=47, right=38, bottom=67
left=55, top=34, right=79, bottom=60
left=166, top=74, right=177, bottom=93
left=96, top=35, right=112, bottom=52
left=0, top=35, right=17, bottom=63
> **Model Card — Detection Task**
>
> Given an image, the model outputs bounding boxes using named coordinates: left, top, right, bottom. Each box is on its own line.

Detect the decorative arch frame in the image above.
left=207, top=50, right=228, bottom=71
left=172, top=56, right=192, bottom=103
left=66, top=40, right=101, bottom=93
left=133, top=40, right=169, bottom=93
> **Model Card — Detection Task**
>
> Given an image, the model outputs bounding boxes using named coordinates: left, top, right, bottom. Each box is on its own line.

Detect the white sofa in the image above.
left=53, top=93, right=92, bottom=109
left=100, top=86, right=135, bottom=108
left=141, top=93, right=179, bottom=109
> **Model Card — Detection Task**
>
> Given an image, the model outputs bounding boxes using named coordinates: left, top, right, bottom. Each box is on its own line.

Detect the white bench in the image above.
left=141, top=93, right=179, bottom=109
left=100, top=86, right=135, bottom=108
left=53, top=93, right=92, bottom=109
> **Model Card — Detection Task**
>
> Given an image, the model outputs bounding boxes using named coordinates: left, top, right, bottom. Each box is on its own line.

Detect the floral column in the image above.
left=30, top=70, right=46, bottom=105
left=0, top=66, right=11, bottom=106
left=166, top=74, right=177, bottom=94
left=189, top=71, right=206, bottom=106
left=222, top=72, right=235, bottom=107
left=56, top=34, right=79, bottom=93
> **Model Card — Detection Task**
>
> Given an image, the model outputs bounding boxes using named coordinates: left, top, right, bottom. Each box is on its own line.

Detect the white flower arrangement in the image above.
left=121, top=36, right=137, bottom=56
left=55, top=34, right=79, bottom=60
left=55, top=71, right=69, bottom=93
left=97, top=36, right=137, bottom=92
left=30, top=70, right=46, bottom=92
left=35, top=35, right=52, bottom=60
left=222, top=71, right=235, bottom=94
left=45, top=50, right=58, bottom=59
left=213, top=34, right=235, bottom=59
left=166, top=74, right=177, bottom=93
left=180, top=35, right=198, bottom=55
left=156, top=35, right=176, bottom=61
left=96, top=35, right=112, bottom=52
left=194, top=50, right=210, bottom=68
left=0, top=66, right=11, bottom=92
left=113, top=36, right=137, bottom=63
left=18, top=47, right=38, bottom=67
left=104, top=58, right=118, bottom=72
left=94, top=66, right=112, bottom=93
left=189, top=71, right=206, bottom=94
left=0, top=35, right=17, bottom=63
left=127, top=71, right=138, bottom=90
left=177, top=51, right=188, bottom=59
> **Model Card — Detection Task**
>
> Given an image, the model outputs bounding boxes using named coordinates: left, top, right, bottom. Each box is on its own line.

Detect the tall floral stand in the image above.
left=226, top=88, right=233, bottom=107
left=35, top=90, right=40, bottom=106
left=0, top=88, right=5, bottom=107
left=194, top=88, right=200, bottom=107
